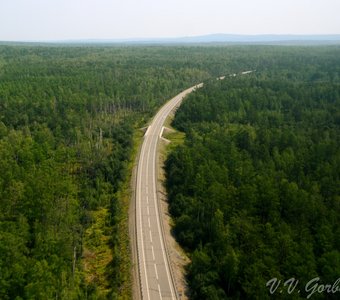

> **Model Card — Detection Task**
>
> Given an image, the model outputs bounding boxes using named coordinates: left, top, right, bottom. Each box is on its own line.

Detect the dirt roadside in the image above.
left=156, top=111, right=190, bottom=300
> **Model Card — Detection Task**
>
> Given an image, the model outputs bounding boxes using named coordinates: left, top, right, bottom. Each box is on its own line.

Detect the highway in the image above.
left=135, top=83, right=203, bottom=300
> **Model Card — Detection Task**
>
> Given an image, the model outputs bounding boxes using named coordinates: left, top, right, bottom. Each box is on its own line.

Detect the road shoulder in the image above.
left=157, top=111, right=190, bottom=300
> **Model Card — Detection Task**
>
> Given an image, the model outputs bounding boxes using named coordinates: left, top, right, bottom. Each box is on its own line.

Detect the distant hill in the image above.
left=160, top=34, right=340, bottom=44
left=65, top=34, right=340, bottom=45
left=2, top=34, right=340, bottom=45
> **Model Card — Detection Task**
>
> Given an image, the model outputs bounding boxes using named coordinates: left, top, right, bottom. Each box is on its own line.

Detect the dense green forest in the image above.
left=1, top=44, right=339, bottom=299
left=0, top=45, right=211, bottom=299
left=166, top=49, right=340, bottom=299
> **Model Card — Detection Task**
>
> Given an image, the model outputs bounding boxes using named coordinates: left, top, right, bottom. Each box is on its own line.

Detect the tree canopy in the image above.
left=1, top=44, right=339, bottom=299
left=166, top=48, right=340, bottom=299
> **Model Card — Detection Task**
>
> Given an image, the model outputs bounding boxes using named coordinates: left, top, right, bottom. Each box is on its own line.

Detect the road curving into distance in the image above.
left=135, top=83, right=203, bottom=300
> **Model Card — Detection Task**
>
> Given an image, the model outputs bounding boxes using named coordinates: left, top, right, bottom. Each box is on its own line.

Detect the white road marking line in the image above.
left=147, top=206, right=150, bottom=216
left=158, top=284, right=162, bottom=299
left=146, top=195, right=149, bottom=204
left=149, top=230, right=153, bottom=243
left=154, top=264, right=159, bottom=280
left=144, top=126, right=150, bottom=136
left=151, top=245, right=155, bottom=260
left=148, top=217, right=151, bottom=228
left=159, top=126, right=165, bottom=138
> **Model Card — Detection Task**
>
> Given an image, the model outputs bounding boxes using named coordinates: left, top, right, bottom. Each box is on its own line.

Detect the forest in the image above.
left=165, top=49, right=340, bottom=299
left=0, top=44, right=339, bottom=299
left=0, top=45, right=211, bottom=299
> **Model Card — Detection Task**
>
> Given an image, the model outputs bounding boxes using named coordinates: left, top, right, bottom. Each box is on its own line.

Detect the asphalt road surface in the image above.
left=135, top=84, right=203, bottom=300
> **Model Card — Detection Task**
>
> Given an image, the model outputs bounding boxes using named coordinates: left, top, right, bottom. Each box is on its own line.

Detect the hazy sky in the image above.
left=1, top=0, right=340, bottom=41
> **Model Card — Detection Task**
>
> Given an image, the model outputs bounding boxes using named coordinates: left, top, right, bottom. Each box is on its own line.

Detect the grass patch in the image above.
left=81, top=123, right=144, bottom=300
left=163, top=130, right=185, bottom=150
left=162, top=113, right=186, bottom=153
left=82, top=208, right=113, bottom=298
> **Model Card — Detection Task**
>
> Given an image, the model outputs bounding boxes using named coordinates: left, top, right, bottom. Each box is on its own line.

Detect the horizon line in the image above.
left=2, top=33, right=340, bottom=44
